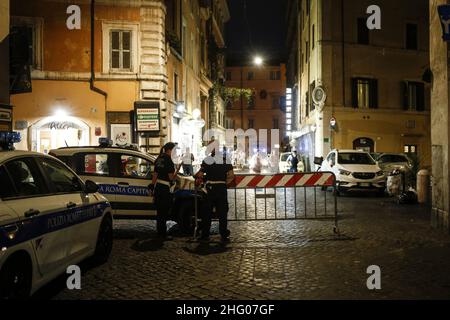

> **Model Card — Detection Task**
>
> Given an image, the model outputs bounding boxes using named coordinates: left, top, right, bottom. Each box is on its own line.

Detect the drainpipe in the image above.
left=90, top=0, right=107, bottom=107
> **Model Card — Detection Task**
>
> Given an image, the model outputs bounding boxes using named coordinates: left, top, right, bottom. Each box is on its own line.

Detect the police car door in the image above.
left=76, top=152, right=116, bottom=206
left=2, top=157, right=70, bottom=275
left=112, top=152, right=155, bottom=218
left=0, top=166, right=21, bottom=248
left=37, top=157, right=101, bottom=260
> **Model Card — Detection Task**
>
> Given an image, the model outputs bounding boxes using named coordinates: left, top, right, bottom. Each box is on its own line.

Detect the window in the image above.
left=174, top=73, right=179, bottom=101
left=404, top=145, right=418, bottom=154
left=406, top=24, right=418, bottom=50
left=39, top=159, right=83, bottom=194
left=270, top=71, right=281, bottom=80
left=403, top=81, right=425, bottom=111
left=102, top=23, right=138, bottom=73
left=120, top=155, right=153, bottom=179
left=305, top=42, right=309, bottom=62
left=378, top=155, right=410, bottom=164
left=247, top=72, right=254, bottom=80
left=248, top=119, right=254, bottom=129
left=305, top=91, right=309, bottom=116
left=310, top=81, right=316, bottom=111
left=357, top=18, right=369, bottom=45
left=352, top=78, right=378, bottom=108
left=10, top=17, right=43, bottom=70
left=312, top=24, right=315, bottom=49
left=0, top=166, right=15, bottom=199
left=111, top=30, right=132, bottom=70
left=5, top=159, right=47, bottom=197
left=182, top=23, right=187, bottom=58
left=338, top=153, right=376, bottom=165
left=226, top=71, right=232, bottom=81
left=273, top=118, right=279, bottom=129
left=83, top=154, right=110, bottom=176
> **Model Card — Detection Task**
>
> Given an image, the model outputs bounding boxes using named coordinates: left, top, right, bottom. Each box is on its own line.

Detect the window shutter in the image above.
left=402, top=81, right=409, bottom=110
left=369, top=79, right=378, bottom=109
left=351, top=78, right=358, bottom=108
left=416, top=82, right=425, bottom=111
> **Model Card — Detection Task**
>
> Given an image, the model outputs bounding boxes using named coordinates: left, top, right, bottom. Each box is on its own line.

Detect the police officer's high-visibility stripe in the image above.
left=156, top=179, right=171, bottom=187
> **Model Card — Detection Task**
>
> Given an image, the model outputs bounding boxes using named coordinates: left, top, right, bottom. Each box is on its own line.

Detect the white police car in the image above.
left=0, top=132, right=113, bottom=299
left=49, top=139, right=196, bottom=223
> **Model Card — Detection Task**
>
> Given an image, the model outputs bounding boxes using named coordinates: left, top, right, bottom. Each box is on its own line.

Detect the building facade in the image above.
left=0, top=0, right=10, bottom=125
left=286, top=0, right=431, bottom=171
left=9, top=0, right=229, bottom=160
left=224, top=64, right=287, bottom=154
left=430, top=0, right=450, bottom=233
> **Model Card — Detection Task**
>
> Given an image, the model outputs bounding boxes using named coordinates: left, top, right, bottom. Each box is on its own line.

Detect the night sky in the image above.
left=225, top=0, right=287, bottom=66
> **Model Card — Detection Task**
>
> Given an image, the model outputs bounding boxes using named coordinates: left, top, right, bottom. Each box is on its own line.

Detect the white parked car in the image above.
left=317, top=149, right=386, bottom=195
left=375, top=153, right=412, bottom=175
left=0, top=132, right=112, bottom=299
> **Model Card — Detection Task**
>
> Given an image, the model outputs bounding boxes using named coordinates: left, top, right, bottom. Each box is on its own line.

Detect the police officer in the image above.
left=287, top=150, right=299, bottom=173
left=150, top=142, right=180, bottom=239
left=194, top=145, right=235, bottom=242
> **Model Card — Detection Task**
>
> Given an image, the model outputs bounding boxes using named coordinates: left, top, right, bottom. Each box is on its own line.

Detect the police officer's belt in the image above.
left=206, top=180, right=227, bottom=185
left=156, top=179, right=171, bottom=187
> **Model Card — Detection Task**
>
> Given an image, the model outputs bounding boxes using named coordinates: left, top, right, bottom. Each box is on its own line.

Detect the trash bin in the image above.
left=417, top=169, right=430, bottom=204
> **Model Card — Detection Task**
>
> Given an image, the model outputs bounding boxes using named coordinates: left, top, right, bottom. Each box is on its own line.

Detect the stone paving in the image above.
left=42, top=194, right=450, bottom=300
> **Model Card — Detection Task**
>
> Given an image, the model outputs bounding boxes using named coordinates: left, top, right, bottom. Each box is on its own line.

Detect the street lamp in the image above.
left=254, top=56, right=263, bottom=66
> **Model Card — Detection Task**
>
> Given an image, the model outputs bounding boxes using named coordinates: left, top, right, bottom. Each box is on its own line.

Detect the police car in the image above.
left=49, top=139, right=197, bottom=230
left=0, top=132, right=113, bottom=299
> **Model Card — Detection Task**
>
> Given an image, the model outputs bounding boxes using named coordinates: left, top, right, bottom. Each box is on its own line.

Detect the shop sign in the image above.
left=134, top=101, right=160, bottom=133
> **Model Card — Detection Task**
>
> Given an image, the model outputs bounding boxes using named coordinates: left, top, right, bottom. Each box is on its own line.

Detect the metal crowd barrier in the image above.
left=227, top=172, right=339, bottom=234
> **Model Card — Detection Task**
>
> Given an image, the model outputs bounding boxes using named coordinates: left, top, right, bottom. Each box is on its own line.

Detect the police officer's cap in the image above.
left=163, top=142, right=177, bottom=152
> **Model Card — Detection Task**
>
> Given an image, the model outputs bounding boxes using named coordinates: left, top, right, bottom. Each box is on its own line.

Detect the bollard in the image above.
left=417, top=169, right=430, bottom=204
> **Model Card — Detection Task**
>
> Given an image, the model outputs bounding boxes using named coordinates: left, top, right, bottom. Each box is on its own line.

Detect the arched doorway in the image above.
left=353, top=137, right=375, bottom=152
left=30, top=116, right=90, bottom=153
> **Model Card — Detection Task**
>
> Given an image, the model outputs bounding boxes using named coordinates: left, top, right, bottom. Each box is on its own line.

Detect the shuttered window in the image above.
left=352, top=78, right=378, bottom=109
left=403, top=81, right=425, bottom=111
left=110, top=30, right=132, bottom=71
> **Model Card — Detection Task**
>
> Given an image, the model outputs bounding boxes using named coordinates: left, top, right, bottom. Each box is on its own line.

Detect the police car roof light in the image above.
left=0, top=131, right=21, bottom=151
left=99, top=137, right=113, bottom=147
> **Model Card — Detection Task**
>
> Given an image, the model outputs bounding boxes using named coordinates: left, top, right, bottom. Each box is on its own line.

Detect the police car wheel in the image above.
left=93, top=215, right=113, bottom=264
left=0, top=254, right=31, bottom=299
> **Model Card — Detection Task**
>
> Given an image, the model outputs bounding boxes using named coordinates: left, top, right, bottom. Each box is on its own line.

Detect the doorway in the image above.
left=30, top=116, right=90, bottom=153
left=353, top=137, right=375, bottom=152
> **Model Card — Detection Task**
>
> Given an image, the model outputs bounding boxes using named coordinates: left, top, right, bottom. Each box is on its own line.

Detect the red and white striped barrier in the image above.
left=229, top=172, right=336, bottom=189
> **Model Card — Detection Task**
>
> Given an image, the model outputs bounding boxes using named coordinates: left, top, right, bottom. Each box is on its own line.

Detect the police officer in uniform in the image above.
left=150, top=142, right=180, bottom=239
left=195, top=145, right=235, bottom=242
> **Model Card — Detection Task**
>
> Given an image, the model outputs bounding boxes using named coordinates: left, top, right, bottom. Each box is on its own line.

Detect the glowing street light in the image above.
left=254, top=56, right=263, bottom=66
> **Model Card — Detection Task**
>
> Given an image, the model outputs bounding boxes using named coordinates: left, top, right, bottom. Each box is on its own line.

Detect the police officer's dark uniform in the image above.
left=197, top=151, right=234, bottom=241
left=152, top=143, right=177, bottom=238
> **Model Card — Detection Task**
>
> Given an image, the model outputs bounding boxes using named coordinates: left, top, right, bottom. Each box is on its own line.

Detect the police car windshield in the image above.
left=338, top=152, right=375, bottom=165
left=281, top=154, right=290, bottom=161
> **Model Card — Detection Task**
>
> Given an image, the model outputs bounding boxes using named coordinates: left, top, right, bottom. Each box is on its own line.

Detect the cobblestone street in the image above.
left=46, top=195, right=450, bottom=300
